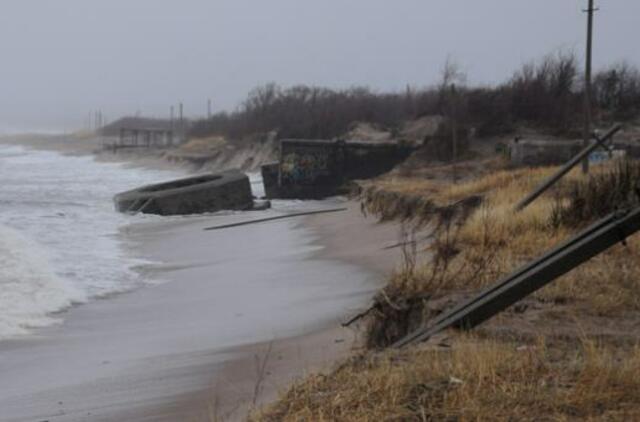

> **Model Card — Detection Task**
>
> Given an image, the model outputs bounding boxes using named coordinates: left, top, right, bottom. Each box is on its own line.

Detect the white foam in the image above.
left=0, top=224, right=86, bottom=338
left=0, top=144, right=185, bottom=339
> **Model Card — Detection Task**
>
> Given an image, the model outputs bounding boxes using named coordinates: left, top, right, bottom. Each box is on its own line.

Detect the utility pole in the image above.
left=451, top=84, right=458, bottom=184
left=207, top=98, right=212, bottom=119
left=169, top=105, right=175, bottom=146
left=179, top=102, right=184, bottom=143
left=582, top=0, right=598, bottom=173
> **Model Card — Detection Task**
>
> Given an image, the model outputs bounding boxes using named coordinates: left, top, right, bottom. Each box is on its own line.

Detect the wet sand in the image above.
left=0, top=134, right=402, bottom=421
left=169, top=204, right=403, bottom=421
left=0, top=201, right=401, bottom=421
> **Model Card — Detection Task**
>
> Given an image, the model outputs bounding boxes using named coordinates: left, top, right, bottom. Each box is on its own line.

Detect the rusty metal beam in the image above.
left=515, top=125, right=622, bottom=212
left=393, top=206, right=640, bottom=348
left=204, top=207, right=347, bottom=231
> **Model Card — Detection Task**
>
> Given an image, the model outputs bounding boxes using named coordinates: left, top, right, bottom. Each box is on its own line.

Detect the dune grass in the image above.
left=254, top=336, right=640, bottom=421
left=366, top=160, right=640, bottom=326
left=180, top=135, right=227, bottom=152
left=253, top=159, right=640, bottom=421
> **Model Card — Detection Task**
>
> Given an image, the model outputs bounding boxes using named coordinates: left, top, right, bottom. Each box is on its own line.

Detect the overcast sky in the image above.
left=0, top=1, right=638, bottom=132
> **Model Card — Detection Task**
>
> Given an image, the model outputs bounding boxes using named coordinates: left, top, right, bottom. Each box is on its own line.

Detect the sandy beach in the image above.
left=0, top=136, right=401, bottom=421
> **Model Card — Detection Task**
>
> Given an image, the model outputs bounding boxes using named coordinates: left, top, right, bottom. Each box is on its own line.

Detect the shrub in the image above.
left=552, top=159, right=640, bottom=227
left=187, top=53, right=639, bottom=143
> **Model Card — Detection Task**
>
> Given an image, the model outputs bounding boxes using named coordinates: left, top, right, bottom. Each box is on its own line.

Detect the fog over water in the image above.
left=0, top=0, right=638, bottom=131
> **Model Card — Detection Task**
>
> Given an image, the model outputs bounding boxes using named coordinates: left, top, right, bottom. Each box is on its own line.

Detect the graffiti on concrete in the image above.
left=266, top=139, right=414, bottom=199
left=281, top=149, right=331, bottom=185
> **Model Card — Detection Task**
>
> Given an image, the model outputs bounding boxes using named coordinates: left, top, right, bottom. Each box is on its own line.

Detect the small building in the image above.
left=101, top=116, right=189, bottom=150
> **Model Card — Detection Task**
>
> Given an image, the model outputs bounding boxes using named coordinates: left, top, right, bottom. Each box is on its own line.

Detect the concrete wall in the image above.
left=613, top=141, right=640, bottom=159
left=279, top=140, right=339, bottom=190
left=114, top=170, right=253, bottom=215
left=264, top=139, right=413, bottom=199
left=511, top=138, right=640, bottom=167
left=260, top=163, right=280, bottom=199
left=510, top=139, right=583, bottom=166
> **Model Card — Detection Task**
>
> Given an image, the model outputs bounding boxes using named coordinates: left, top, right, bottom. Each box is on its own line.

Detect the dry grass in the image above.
left=253, top=159, right=640, bottom=421
left=180, top=136, right=227, bottom=153
left=552, top=159, right=640, bottom=227
left=362, top=160, right=640, bottom=349
left=254, top=336, right=640, bottom=421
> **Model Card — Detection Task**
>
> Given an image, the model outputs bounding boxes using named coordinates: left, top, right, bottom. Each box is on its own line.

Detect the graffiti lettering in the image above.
left=280, top=147, right=332, bottom=185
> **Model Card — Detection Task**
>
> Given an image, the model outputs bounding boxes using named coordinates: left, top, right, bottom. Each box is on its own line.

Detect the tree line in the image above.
left=187, top=52, right=640, bottom=142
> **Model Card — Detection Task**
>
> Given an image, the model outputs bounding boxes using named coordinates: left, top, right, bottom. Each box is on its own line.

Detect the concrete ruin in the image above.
left=510, top=135, right=640, bottom=167
left=510, top=139, right=583, bottom=166
left=114, top=170, right=254, bottom=216
left=262, top=139, right=414, bottom=199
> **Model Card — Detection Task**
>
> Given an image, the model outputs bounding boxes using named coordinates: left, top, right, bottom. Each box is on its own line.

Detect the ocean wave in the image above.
left=0, top=224, right=87, bottom=339
left=0, top=145, right=187, bottom=340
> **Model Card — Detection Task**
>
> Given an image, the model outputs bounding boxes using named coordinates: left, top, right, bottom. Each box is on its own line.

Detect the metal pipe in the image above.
left=515, top=125, right=622, bottom=212
left=394, top=206, right=640, bottom=348
left=204, top=208, right=347, bottom=231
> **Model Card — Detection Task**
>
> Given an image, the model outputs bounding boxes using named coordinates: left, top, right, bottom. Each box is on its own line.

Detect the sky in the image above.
left=0, top=0, right=638, bottom=132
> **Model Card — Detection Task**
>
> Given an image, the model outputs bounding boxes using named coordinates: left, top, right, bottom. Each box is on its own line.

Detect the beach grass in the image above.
left=253, top=158, right=640, bottom=420
left=365, top=159, right=640, bottom=325
left=253, top=336, right=640, bottom=421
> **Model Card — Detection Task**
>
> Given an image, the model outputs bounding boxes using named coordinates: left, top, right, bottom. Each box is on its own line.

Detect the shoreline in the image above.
left=0, top=133, right=200, bottom=173
left=183, top=203, right=403, bottom=421
left=108, top=201, right=402, bottom=422
left=0, top=134, right=402, bottom=421
left=0, top=131, right=277, bottom=175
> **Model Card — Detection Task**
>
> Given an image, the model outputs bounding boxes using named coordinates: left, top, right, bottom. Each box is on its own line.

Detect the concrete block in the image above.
left=114, top=170, right=253, bottom=216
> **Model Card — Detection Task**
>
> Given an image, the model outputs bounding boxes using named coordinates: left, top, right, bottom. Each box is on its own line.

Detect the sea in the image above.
left=0, top=140, right=384, bottom=421
left=0, top=144, right=185, bottom=339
